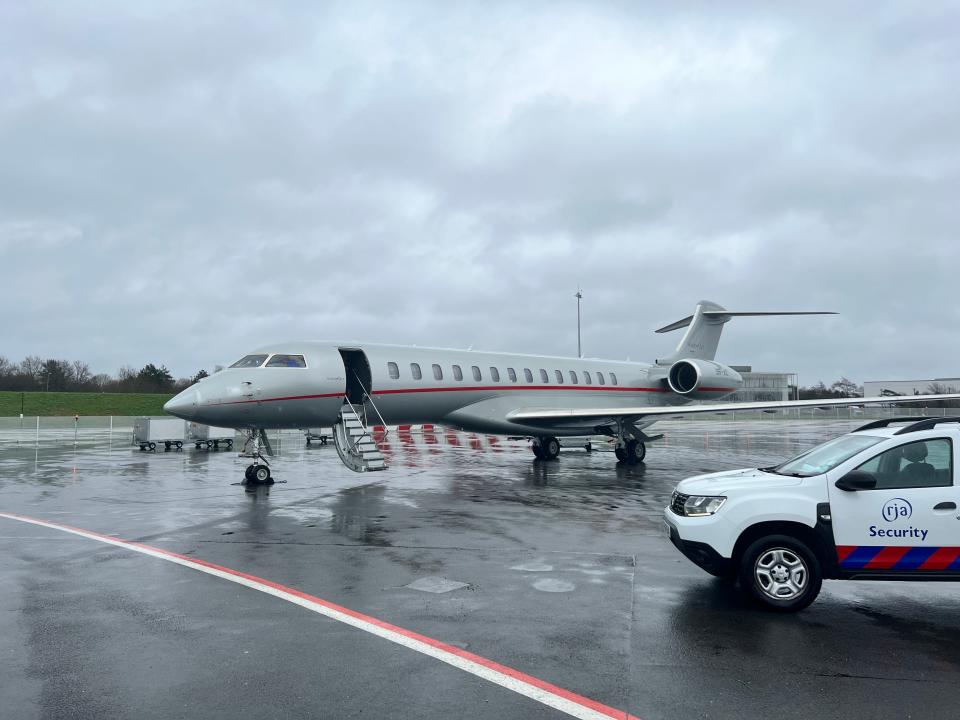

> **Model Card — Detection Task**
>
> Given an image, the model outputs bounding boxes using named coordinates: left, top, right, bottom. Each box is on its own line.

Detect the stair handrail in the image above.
left=352, top=372, right=390, bottom=442
left=341, top=396, right=371, bottom=444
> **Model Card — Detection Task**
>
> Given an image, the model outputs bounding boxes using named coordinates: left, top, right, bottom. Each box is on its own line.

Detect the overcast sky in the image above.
left=2, top=2, right=958, bottom=385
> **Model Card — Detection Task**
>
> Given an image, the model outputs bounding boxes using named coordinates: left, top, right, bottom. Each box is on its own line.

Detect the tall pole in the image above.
left=575, top=288, right=583, bottom=358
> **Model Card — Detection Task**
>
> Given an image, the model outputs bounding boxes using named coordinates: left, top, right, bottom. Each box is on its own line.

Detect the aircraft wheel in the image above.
left=531, top=443, right=545, bottom=460
left=540, top=436, right=560, bottom=460
left=615, top=446, right=627, bottom=462
left=253, top=466, right=273, bottom=484
left=625, top=440, right=646, bottom=464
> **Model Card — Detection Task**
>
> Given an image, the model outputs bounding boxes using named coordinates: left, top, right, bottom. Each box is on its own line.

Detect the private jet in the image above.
left=164, top=301, right=960, bottom=483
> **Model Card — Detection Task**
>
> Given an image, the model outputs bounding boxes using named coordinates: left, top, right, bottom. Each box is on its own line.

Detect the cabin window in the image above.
left=472, top=366, right=482, bottom=381
left=387, top=362, right=399, bottom=379
left=453, top=365, right=463, bottom=381
left=610, top=372, right=618, bottom=385
left=539, top=369, right=549, bottom=383
left=490, top=367, right=500, bottom=382
left=554, top=370, right=564, bottom=383
left=569, top=371, right=578, bottom=384
left=596, top=372, right=605, bottom=385
left=433, top=364, right=443, bottom=380
left=507, top=368, right=517, bottom=382
left=411, top=363, right=422, bottom=380
left=230, top=354, right=268, bottom=368
left=265, top=354, right=307, bottom=368
left=582, top=371, right=592, bottom=385
left=524, top=368, right=534, bottom=383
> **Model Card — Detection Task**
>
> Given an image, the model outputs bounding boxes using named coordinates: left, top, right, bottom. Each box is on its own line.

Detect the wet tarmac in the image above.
left=1, top=420, right=958, bottom=719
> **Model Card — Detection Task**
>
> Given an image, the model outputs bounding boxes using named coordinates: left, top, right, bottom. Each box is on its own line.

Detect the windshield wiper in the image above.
left=758, top=467, right=807, bottom=477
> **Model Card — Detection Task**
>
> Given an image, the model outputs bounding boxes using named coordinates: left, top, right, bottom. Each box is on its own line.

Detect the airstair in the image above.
left=333, top=398, right=387, bottom=472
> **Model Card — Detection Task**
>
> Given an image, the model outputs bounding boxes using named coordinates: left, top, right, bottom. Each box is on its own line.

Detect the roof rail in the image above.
left=894, top=417, right=960, bottom=435
left=853, top=417, right=934, bottom=433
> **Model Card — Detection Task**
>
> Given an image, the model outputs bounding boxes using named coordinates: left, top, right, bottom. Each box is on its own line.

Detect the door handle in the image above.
left=934, top=501, right=957, bottom=510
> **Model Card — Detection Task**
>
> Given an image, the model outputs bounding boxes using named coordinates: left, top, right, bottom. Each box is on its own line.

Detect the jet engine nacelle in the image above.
left=666, top=359, right=743, bottom=400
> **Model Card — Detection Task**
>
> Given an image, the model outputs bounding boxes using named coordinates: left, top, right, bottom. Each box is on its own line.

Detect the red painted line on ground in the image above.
left=0, top=512, right=638, bottom=720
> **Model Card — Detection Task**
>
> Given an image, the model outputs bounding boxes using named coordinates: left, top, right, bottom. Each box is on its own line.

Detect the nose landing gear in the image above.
left=241, top=429, right=275, bottom=485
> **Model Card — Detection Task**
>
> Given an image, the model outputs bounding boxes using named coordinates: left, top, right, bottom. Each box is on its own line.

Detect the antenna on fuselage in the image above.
left=575, top=287, right=583, bottom=358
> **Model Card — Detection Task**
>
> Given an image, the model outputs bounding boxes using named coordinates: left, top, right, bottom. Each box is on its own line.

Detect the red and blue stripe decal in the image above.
left=836, top=545, right=960, bottom=571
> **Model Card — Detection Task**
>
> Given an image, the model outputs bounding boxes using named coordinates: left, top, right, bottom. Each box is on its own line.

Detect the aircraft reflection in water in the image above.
left=164, top=300, right=960, bottom=483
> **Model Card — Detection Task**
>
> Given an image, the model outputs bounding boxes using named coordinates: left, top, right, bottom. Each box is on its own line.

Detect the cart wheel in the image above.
left=175, top=441, right=183, bottom=450
left=195, top=443, right=202, bottom=449
left=139, top=444, right=146, bottom=452
left=148, top=442, right=156, bottom=452
left=225, top=440, right=233, bottom=450
left=206, top=440, right=213, bottom=449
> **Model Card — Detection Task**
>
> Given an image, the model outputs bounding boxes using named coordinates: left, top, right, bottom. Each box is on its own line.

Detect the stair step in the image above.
left=364, top=460, right=386, bottom=470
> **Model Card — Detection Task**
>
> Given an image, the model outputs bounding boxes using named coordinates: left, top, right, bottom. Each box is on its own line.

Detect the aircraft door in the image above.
left=339, top=349, right=372, bottom=405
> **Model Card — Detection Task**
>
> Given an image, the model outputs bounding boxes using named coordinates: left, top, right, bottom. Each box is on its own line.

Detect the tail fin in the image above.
left=655, top=301, right=836, bottom=364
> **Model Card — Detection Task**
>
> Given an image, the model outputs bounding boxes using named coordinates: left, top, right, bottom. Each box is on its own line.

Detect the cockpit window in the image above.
left=230, top=354, right=268, bottom=368
left=265, top=354, right=307, bottom=368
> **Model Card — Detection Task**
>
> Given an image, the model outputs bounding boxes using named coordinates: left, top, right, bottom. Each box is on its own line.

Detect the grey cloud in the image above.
left=1, top=1, right=958, bottom=385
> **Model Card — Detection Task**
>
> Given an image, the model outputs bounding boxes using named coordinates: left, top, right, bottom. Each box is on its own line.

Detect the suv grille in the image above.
left=670, top=491, right=689, bottom=516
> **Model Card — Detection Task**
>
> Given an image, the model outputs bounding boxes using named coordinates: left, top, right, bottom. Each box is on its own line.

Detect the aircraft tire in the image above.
left=541, top=436, right=560, bottom=460
left=614, top=447, right=627, bottom=462
left=253, top=466, right=273, bottom=484
left=532, top=443, right=545, bottom=460
left=625, top=440, right=646, bottom=464
left=244, top=465, right=256, bottom=482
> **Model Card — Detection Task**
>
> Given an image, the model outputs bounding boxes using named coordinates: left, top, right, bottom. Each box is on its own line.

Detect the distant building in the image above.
left=863, top=378, right=960, bottom=398
left=726, top=366, right=796, bottom=402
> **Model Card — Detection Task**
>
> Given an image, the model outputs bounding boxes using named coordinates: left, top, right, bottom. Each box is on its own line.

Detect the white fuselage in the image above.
left=164, top=341, right=739, bottom=436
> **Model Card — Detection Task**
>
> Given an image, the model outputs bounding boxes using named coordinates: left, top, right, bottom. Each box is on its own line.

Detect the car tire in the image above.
left=738, top=534, right=822, bottom=612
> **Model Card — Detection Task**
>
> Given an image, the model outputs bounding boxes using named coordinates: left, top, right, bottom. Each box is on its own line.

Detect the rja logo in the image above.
left=882, top=498, right=913, bottom=522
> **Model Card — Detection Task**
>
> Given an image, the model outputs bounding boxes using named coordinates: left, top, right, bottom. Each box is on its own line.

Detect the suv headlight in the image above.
left=671, top=492, right=726, bottom=517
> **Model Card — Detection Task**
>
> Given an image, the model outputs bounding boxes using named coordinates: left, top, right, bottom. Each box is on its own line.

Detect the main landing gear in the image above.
left=614, top=439, right=646, bottom=464
left=241, top=429, right=274, bottom=485
left=532, top=436, right=561, bottom=460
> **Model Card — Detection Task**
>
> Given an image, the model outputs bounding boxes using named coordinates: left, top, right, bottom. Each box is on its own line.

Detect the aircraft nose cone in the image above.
left=164, top=388, right=198, bottom=419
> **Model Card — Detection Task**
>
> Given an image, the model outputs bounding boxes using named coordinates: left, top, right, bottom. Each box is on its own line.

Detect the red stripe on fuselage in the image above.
left=210, top=392, right=342, bottom=407
left=210, top=384, right=737, bottom=407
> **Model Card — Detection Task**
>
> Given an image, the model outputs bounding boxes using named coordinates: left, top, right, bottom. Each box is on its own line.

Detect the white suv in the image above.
left=663, top=417, right=960, bottom=611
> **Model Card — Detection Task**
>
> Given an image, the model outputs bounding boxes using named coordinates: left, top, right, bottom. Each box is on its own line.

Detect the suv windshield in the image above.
left=766, top=434, right=885, bottom=477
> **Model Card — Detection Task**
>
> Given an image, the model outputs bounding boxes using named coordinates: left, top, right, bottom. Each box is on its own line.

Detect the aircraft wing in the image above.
left=507, top=393, right=960, bottom=426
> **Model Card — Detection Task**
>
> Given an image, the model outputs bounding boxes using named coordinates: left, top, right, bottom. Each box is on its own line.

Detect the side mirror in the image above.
left=835, top=470, right=877, bottom=492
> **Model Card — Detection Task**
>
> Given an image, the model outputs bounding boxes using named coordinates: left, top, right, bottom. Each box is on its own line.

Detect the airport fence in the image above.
left=0, top=416, right=304, bottom=449
left=0, top=406, right=957, bottom=448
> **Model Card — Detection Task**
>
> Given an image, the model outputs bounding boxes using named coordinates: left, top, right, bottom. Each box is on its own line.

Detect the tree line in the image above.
left=0, top=356, right=214, bottom=394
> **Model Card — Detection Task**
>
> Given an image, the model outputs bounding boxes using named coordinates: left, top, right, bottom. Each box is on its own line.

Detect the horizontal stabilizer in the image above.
left=656, top=311, right=836, bottom=334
